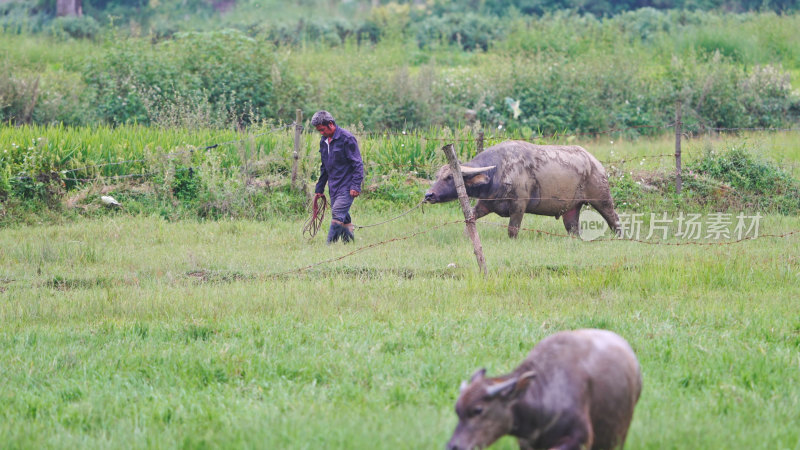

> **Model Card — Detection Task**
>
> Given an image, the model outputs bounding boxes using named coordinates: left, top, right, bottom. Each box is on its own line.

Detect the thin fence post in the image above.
left=476, top=130, right=484, bottom=155
left=675, top=101, right=682, bottom=195
left=442, top=143, right=488, bottom=275
left=292, top=109, right=302, bottom=189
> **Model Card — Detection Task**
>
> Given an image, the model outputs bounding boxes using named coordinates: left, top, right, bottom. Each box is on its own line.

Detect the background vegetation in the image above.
left=3, top=0, right=800, bottom=222
left=2, top=3, right=800, bottom=133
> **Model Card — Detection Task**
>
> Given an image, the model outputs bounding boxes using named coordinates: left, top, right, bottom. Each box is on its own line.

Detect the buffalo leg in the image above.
left=508, top=211, right=524, bottom=238
left=472, top=201, right=491, bottom=220
left=562, top=206, right=581, bottom=236
left=550, top=419, right=593, bottom=450
left=589, top=199, right=621, bottom=236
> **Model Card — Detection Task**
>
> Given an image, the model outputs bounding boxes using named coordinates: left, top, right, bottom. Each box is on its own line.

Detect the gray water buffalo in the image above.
left=448, top=329, right=642, bottom=450
left=424, top=141, right=620, bottom=238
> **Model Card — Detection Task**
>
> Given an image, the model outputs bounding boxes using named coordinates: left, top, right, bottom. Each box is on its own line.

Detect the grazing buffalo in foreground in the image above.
left=424, top=141, right=620, bottom=238
left=448, top=329, right=642, bottom=450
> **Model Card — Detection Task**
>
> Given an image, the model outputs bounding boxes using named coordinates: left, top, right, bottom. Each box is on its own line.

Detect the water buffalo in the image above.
left=424, top=141, right=620, bottom=238
left=447, top=329, right=642, bottom=450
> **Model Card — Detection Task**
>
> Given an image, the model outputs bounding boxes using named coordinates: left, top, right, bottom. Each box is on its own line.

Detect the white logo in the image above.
left=580, top=210, right=608, bottom=241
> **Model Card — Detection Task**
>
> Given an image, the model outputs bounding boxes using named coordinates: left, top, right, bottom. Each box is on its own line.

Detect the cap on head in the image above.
left=311, top=110, right=336, bottom=127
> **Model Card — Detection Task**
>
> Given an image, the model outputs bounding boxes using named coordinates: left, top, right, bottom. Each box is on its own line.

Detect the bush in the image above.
left=263, top=18, right=381, bottom=47
left=172, top=167, right=201, bottom=202
left=414, top=13, right=506, bottom=51
left=49, top=16, right=100, bottom=40
left=691, top=144, right=800, bottom=214
left=83, top=30, right=303, bottom=127
left=0, top=1, right=48, bottom=34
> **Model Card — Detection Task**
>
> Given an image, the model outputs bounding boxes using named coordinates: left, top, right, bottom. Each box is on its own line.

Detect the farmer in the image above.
left=312, top=110, right=364, bottom=244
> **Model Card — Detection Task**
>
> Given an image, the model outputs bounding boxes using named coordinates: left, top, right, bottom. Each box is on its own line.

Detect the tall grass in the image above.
left=2, top=124, right=800, bottom=225
left=3, top=124, right=798, bottom=179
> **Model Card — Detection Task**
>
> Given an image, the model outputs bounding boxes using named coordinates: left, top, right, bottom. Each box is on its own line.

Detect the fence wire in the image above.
left=265, top=217, right=799, bottom=279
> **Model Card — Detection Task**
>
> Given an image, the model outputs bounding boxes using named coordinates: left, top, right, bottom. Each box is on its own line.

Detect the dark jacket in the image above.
left=314, top=126, right=364, bottom=198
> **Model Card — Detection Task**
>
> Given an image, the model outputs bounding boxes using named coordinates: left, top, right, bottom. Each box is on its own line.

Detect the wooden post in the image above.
left=476, top=130, right=484, bottom=155
left=442, top=144, right=488, bottom=275
left=292, top=109, right=302, bottom=189
left=674, top=101, right=682, bottom=195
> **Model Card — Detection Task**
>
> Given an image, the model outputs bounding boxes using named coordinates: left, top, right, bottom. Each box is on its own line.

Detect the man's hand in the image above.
left=350, top=190, right=360, bottom=198
left=315, top=192, right=324, bottom=199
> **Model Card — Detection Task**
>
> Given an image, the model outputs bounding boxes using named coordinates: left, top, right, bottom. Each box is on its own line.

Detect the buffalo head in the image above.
left=447, top=368, right=536, bottom=450
left=424, top=165, right=495, bottom=204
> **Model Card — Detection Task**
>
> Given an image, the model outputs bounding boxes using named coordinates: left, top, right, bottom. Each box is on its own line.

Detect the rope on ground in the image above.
left=269, top=220, right=463, bottom=278
left=273, top=219, right=800, bottom=279
left=353, top=200, right=425, bottom=230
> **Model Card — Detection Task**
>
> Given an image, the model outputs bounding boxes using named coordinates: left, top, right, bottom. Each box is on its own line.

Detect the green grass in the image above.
left=4, top=124, right=797, bottom=180
left=1, top=206, right=799, bottom=448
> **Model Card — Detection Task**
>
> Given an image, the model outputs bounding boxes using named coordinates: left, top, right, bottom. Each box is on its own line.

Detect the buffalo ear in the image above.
left=516, top=371, right=536, bottom=390
left=485, top=377, right=518, bottom=398
left=469, top=368, right=487, bottom=383
left=464, top=174, right=490, bottom=187
left=485, top=371, right=537, bottom=398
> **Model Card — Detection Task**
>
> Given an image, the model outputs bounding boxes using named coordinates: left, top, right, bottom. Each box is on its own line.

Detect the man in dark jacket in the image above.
left=312, top=110, right=364, bottom=244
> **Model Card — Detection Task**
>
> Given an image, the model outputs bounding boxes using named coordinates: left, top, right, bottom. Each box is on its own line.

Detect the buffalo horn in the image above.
left=459, top=165, right=495, bottom=175
left=485, top=376, right=518, bottom=397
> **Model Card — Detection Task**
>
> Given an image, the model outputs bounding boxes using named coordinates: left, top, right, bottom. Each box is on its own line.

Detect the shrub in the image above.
left=413, top=13, right=506, bottom=51
left=83, top=30, right=303, bottom=127
left=172, top=167, right=201, bottom=202
left=691, top=144, right=800, bottom=214
left=49, top=16, right=100, bottom=40
left=0, top=1, right=48, bottom=34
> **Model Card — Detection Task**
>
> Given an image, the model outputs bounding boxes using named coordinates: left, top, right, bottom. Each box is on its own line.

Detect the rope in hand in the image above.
left=302, top=194, right=327, bottom=239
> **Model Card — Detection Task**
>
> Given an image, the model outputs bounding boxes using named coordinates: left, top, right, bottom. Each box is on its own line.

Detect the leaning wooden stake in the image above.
left=442, top=144, right=488, bottom=275
left=675, top=101, right=682, bottom=195
left=292, top=109, right=303, bottom=189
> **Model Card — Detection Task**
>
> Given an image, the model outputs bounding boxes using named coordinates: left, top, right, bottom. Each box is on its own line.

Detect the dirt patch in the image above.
left=43, top=276, right=114, bottom=291
left=315, top=266, right=462, bottom=280
left=185, top=270, right=254, bottom=284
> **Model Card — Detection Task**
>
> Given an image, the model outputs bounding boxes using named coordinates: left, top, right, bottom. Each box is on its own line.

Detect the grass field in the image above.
left=1, top=202, right=799, bottom=448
